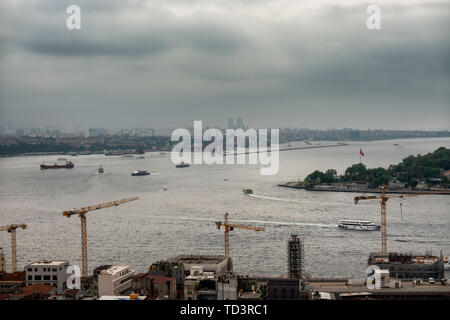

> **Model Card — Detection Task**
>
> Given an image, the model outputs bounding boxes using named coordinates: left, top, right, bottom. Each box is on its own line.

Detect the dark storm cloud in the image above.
left=0, top=1, right=249, bottom=57
left=0, top=0, right=448, bottom=130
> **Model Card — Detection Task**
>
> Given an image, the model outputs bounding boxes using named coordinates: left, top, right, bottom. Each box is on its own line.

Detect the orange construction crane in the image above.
left=354, top=185, right=439, bottom=254
left=215, top=212, right=264, bottom=256
left=0, top=224, right=27, bottom=272
left=63, top=197, right=139, bottom=278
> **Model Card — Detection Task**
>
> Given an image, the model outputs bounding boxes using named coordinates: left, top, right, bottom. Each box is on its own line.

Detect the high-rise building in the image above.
left=237, top=117, right=244, bottom=129
left=287, top=234, right=304, bottom=279
left=227, top=118, right=234, bottom=129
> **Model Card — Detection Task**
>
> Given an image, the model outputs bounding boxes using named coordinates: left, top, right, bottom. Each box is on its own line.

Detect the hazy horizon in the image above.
left=1, top=0, right=449, bottom=130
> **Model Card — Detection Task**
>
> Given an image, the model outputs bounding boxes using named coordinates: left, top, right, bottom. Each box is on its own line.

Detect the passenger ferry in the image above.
left=338, top=219, right=380, bottom=231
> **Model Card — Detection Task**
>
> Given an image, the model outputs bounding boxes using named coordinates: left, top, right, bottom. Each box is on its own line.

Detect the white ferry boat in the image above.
left=338, top=219, right=380, bottom=231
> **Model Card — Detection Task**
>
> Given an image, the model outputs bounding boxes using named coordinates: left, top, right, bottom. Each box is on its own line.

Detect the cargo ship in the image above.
left=40, top=159, right=74, bottom=170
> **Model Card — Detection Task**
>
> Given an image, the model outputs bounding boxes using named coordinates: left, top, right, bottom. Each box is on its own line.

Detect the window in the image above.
left=52, top=268, right=57, bottom=272
left=35, top=275, right=42, bottom=280
left=44, top=275, right=51, bottom=281
left=27, top=268, right=32, bottom=272
left=28, top=275, right=32, bottom=280
left=53, top=275, right=57, bottom=281
left=35, top=268, right=37, bottom=272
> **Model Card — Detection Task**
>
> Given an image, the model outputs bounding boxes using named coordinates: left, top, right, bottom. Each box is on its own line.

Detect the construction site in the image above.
left=0, top=187, right=449, bottom=300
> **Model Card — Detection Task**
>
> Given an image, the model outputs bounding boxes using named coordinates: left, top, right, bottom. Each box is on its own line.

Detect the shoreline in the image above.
left=278, top=182, right=450, bottom=195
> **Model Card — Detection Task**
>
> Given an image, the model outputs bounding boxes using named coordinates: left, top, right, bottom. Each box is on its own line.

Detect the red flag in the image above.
left=360, top=149, right=365, bottom=156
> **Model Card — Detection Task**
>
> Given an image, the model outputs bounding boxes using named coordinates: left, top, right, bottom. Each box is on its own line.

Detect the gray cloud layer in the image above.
left=0, top=0, right=449, bottom=130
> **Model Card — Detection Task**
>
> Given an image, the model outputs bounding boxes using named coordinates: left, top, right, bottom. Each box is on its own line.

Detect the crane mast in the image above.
left=0, top=224, right=27, bottom=272
left=63, top=197, right=139, bottom=278
left=354, top=185, right=438, bottom=254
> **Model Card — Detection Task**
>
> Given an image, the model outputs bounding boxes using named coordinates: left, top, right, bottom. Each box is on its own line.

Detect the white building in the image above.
left=217, top=275, right=238, bottom=300
left=25, top=260, right=70, bottom=294
left=184, top=266, right=217, bottom=300
left=98, top=266, right=134, bottom=298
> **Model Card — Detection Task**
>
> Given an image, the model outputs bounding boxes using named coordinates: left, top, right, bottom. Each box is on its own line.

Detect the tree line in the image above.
left=304, top=147, right=450, bottom=188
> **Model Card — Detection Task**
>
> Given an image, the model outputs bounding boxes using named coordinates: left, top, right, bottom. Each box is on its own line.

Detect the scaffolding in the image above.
left=287, top=234, right=304, bottom=279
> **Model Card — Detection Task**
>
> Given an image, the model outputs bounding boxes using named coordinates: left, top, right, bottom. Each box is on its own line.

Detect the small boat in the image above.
left=131, top=170, right=150, bottom=176
left=338, top=219, right=380, bottom=231
left=40, top=159, right=74, bottom=170
left=242, top=189, right=253, bottom=194
left=98, top=166, right=104, bottom=174
left=444, top=257, right=450, bottom=270
left=176, top=161, right=190, bottom=168
left=121, top=154, right=134, bottom=159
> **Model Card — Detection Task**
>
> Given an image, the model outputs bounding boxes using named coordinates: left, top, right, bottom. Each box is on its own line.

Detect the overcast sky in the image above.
left=0, top=0, right=449, bottom=130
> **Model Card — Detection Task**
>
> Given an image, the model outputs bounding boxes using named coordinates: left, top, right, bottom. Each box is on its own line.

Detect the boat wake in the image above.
left=247, top=193, right=300, bottom=203
left=180, top=216, right=337, bottom=229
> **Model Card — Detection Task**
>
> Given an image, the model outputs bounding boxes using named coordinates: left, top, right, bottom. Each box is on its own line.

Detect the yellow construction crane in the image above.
left=0, top=224, right=27, bottom=272
left=215, top=213, right=264, bottom=256
left=354, top=185, right=438, bottom=254
left=63, top=197, right=139, bottom=278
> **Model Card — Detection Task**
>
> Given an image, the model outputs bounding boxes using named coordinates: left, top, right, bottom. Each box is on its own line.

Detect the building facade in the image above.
left=25, top=260, right=70, bottom=294
left=0, top=248, right=5, bottom=272
left=98, top=266, right=134, bottom=297
left=0, top=271, right=26, bottom=294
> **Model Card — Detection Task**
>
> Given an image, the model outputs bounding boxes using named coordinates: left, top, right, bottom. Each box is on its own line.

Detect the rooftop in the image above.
left=26, top=260, right=69, bottom=266
left=308, top=279, right=450, bottom=294
left=98, top=295, right=147, bottom=300
left=133, top=273, right=173, bottom=283
left=170, top=255, right=228, bottom=265
left=21, top=284, right=55, bottom=296
left=0, top=271, right=26, bottom=282
left=100, top=266, right=130, bottom=276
